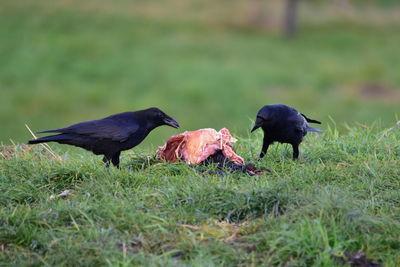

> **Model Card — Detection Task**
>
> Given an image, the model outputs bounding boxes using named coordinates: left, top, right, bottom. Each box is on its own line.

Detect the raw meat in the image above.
left=157, top=128, right=244, bottom=165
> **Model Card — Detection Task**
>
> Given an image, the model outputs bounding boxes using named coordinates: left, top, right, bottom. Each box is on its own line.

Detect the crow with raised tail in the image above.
left=28, top=107, right=179, bottom=167
left=251, top=104, right=321, bottom=159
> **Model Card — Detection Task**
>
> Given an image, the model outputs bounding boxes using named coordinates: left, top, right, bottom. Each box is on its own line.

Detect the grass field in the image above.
left=1, top=0, right=400, bottom=266
left=1, top=123, right=400, bottom=266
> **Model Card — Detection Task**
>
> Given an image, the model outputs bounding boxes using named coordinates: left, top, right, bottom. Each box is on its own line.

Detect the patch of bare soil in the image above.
left=334, top=252, right=381, bottom=267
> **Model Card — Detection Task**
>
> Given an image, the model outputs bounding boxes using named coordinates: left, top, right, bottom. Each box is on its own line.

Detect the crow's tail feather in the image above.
left=28, top=134, right=72, bottom=144
left=306, top=126, right=322, bottom=132
left=301, top=113, right=321, bottom=124
left=36, top=128, right=63, bottom=134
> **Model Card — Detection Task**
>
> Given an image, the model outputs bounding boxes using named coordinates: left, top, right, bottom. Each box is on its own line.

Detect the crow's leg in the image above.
left=292, top=143, right=300, bottom=159
left=260, top=138, right=271, bottom=158
left=103, top=155, right=111, bottom=167
left=111, top=152, right=121, bottom=168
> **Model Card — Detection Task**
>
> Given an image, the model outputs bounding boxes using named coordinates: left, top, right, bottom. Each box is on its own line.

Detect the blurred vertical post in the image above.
left=283, top=0, right=299, bottom=38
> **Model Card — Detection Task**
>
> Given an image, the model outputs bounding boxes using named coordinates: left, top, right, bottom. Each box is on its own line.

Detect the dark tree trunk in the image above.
left=283, top=0, right=300, bottom=38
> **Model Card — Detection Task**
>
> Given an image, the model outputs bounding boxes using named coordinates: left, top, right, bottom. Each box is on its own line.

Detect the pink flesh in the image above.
left=157, top=128, right=244, bottom=165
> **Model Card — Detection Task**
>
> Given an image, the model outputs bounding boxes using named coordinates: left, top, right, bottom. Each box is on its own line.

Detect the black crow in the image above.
left=251, top=104, right=321, bottom=159
left=28, top=107, right=179, bottom=167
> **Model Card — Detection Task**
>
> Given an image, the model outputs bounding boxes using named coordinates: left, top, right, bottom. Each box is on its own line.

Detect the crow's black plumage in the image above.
left=28, top=107, right=179, bottom=167
left=251, top=104, right=321, bottom=159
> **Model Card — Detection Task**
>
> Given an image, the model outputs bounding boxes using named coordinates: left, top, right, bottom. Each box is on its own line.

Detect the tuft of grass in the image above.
left=1, top=122, right=399, bottom=265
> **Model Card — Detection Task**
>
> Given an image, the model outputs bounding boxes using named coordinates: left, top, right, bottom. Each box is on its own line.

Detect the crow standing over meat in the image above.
left=28, top=107, right=179, bottom=167
left=251, top=104, right=321, bottom=159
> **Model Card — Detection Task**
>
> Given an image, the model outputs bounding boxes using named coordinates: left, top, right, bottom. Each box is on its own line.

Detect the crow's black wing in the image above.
left=288, top=113, right=308, bottom=133
left=38, top=117, right=140, bottom=142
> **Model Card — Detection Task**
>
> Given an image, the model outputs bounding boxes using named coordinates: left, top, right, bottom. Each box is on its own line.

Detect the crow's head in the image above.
left=146, top=107, right=180, bottom=129
left=251, top=107, right=271, bottom=132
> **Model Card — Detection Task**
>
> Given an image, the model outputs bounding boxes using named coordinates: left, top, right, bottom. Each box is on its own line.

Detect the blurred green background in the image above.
left=1, top=0, right=399, bottom=147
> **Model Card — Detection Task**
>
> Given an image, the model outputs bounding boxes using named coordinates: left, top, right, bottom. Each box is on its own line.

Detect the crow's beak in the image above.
left=251, top=117, right=264, bottom=133
left=164, top=117, right=180, bottom=129
left=251, top=124, right=260, bottom=133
